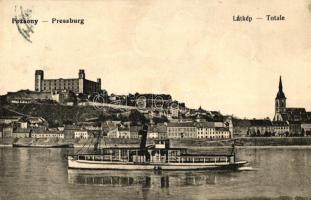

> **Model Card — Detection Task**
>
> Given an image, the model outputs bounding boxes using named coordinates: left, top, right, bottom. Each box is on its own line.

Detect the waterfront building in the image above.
left=247, top=120, right=273, bottom=136
left=31, top=131, right=64, bottom=139
left=64, top=125, right=82, bottom=139
left=215, top=127, right=231, bottom=139
left=78, top=123, right=101, bottom=137
left=74, top=131, right=89, bottom=139
left=289, top=122, right=302, bottom=136
left=227, top=117, right=290, bottom=138
left=301, top=122, right=311, bottom=136
left=196, top=124, right=214, bottom=139
left=271, top=121, right=289, bottom=136
left=102, top=121, right=120, bottom=138
left=129, top=126, right=140, bottom=139
left=35, top=69, right=102, bottom=95
left=118, top=127, right=130, bottom=138
left=167, top=122, right=197, bottom=139
left=12, top=128, right=31, bottom=138
left=196, top=122, right=230, bottom=139
left=2, top=125, right=13, bottom=138
left=106, top=127, right=119, bottom=138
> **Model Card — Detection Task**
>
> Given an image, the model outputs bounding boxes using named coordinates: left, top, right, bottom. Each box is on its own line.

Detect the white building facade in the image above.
left=74, top=131, right=89, bottom=139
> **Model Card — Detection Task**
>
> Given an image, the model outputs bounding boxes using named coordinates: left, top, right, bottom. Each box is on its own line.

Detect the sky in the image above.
left=0, top=0, right=311, bottom=119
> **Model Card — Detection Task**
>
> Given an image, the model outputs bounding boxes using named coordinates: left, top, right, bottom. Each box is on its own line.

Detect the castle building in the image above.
left=35, top=69, right=101, bottom=95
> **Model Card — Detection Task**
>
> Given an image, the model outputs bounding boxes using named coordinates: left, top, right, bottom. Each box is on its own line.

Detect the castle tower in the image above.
left=97, top=78, right=101, bottom=84
left=274, top=76, right=286, bottom=121
left=97, top=78, right=102, bottom=91
left=78, top=69, right=85, bottom=94
left=35, top=70, right=44, bottom=92
left=78, top=69, right=85, bottom=79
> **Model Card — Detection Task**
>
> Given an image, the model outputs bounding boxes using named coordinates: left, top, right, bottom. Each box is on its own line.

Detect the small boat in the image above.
left=68, top=125, right=247, bottom=171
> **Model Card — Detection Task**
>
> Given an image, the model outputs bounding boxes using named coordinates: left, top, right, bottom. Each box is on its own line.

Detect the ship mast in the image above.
left=138, top=124, right=150, bottom=160
left=94, top=130, right=102, bottom=153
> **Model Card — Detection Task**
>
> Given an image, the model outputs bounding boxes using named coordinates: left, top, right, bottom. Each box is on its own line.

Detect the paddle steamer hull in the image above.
left=68, top=158, right=247, bottom=171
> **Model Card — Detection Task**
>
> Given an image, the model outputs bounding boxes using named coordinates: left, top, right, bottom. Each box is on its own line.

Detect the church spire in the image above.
left=279, top=76, right=283, bottom=91
left=276, top=75, right=286, bottom=99
left=274, top=75, right=287, bottom=119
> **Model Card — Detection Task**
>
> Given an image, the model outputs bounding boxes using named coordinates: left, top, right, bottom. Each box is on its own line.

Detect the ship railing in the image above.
left=150, top=155, right=167, bottom=163
left=176, top=155, right=232, bottom=164
left=77, top=154, right=130, bottom=162
left=147, top=155, right=233, bottom=164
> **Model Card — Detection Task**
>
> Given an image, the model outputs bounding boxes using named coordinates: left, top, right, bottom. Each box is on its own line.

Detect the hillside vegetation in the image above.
left=0, top=102, right=149, bottom=127
left=1, top=103, right=103, bottom=126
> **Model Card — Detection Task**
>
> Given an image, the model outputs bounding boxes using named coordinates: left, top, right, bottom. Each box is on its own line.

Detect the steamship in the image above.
left=67, top=125, right=247, bottom=171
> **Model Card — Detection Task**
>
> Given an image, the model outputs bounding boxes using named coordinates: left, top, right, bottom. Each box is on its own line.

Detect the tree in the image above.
left=63, top=120, right=73, bottom=125
left=96, top=114, right=108, bottom=122
left=256, top=130, right=261, bottom=137
left=153, top=116, right=168, bottom=124
left=264, top=131, right=269, bottom=137
left=50, top=120, right=61, bottom=128
left=64, top=91, right=77, bottom=105
left=285, top=131, right=289, bottom=137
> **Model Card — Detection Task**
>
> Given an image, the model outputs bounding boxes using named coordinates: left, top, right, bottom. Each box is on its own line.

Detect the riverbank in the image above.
left=2, top=137, right=311, bottom=148
left=0, top=138, right=15, bottom=146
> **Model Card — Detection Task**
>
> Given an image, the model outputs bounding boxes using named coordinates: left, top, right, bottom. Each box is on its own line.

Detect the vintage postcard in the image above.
left=1, top=0, right=311, bottom=199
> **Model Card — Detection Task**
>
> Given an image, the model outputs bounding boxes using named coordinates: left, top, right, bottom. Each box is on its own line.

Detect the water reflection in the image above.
left=68, top=170, right=219, bottom=188
left=4, top=147, right=311, bottom=199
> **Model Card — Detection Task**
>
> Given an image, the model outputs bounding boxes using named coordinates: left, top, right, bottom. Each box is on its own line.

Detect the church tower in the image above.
left=274, top=76, right=286, bottom=121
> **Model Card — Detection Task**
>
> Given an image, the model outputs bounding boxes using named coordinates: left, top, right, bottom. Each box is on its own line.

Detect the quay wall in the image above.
left=170, top=137, right=311, bottom=147
left=235, top=137, right=311, bottom=146
left=2, top=137, right=311, bottom=147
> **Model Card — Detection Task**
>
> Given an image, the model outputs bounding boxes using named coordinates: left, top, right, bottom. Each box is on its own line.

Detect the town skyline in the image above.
left=0, top=68, right=310, bottom=120
left=1, top=0, right=311, bottom=119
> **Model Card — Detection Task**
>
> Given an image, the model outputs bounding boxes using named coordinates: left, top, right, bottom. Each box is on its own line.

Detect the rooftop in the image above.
left=249, top=119, right=272, bottom=126
left=167, top=122, right=195, bottom=127
left=272, top=121, right=289, bottom=126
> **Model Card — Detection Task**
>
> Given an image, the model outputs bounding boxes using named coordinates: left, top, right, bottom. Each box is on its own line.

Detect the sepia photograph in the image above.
left=1, top=0, right=311, bottom=199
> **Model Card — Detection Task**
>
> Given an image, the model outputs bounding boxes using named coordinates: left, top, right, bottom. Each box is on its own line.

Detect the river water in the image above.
left=1, top=147, right=311, bottom=200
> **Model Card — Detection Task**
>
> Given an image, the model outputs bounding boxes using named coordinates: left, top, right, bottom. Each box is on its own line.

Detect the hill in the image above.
left=0, top=103, right=104, bottom=126
left=0, top=101, right=150, bottom=127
